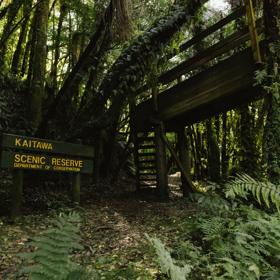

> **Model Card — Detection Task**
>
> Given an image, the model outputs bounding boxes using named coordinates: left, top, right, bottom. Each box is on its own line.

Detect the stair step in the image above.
left=138, top=167, right=156, bottom=171
left=139, top=172, right=157, bottom=175
left=138, top=149, right=155, bottom=153
left=139, top=178, right=157, bottom=182
left=138, top=152, right=156, bottom=156
left=139, top=182, right=157, bottom=187
left=138, top=162, right=156, bottom=166
left=138, top=145, right=155, bottom=149
left=138, top=159, right=156, bottom=164
left=137, top=137, right=155, bottom=142
left=139, top=176, right=157, bottom=179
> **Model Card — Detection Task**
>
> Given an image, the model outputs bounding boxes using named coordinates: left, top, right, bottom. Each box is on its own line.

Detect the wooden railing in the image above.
left=135, top=4, right=263, bottom=102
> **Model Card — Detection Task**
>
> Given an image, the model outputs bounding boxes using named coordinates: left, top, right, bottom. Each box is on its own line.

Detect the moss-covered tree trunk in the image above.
left=50, top=0, right=67, bottom=92
left=11, top=0, right=30, bottom=74
left=206, top=119, right=221, bottom=182
left=0, top=0, right=22, bottom=69
left=263, top=0, right=280, bottom=184
left=221, top=112, right=229, bottom=179
left=238, top=105, right=259, bottom=177
left=28, top=0, right=49, bottom=131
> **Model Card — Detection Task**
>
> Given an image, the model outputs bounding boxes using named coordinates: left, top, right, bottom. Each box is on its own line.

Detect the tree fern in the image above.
left=19, top=212, right=90, bottom=280
left=225, top=174, right=280, bottom=212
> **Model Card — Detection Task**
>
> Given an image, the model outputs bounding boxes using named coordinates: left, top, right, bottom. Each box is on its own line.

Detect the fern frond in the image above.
left=19, top=211, right=86, bottom=280
left=146, top=234, right=192, bottom=280
left=225, top=174, right=280, bottom=212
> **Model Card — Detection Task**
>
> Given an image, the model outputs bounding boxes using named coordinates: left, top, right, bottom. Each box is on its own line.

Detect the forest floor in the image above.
left=0, top=174, right=196, bottom=279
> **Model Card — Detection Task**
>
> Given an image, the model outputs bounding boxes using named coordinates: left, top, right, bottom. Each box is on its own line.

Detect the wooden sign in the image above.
left=0, top=133, right=95, bottom=218
left=1, top=133, right=94, bottom=157
left=0, top=133, right=94, bottom=174
left=0, top=151, right=93, bottom=174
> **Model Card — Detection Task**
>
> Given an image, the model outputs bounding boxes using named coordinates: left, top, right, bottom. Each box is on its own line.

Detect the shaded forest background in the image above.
left=2, top=1, right=280, bottom=279
left=0, top=0, right=280, bottom=186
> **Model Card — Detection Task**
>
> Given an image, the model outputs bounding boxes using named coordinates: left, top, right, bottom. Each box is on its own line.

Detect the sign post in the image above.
left=0, top=133, right=94, bottom=220
left=72, top=173, right=81, bottom=204
left=11, top=169, right=23, bottom=220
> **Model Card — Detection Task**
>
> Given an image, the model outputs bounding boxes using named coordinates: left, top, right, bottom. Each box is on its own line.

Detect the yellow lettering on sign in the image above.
left=51, top=157, right=83, bottom=169
left=22, top=140, right=28, bottom=147
left=14, top=138, right=53, bottom=150
left=14, top=154, right=21, bottom=163
left=14, top=154, right=46, bottom=165
left=15, top=138, right=21, bottom=147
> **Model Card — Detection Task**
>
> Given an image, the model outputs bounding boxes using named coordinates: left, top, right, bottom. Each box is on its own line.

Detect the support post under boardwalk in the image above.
left=11, top=169, right=23, bottom=220
left=178, top=127, right=192, bottom=197
left=72, top=173, right=81, bottom=204
left=151, top=74, right=169, bottom=200
left=155, top=122, right=169, bottom=200
left=129, top=101, right=140, bottom=192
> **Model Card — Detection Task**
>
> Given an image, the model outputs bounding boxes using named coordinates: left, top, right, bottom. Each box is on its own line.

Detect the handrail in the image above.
left=159, top=18, right=263, bottom=85
left=179, top=6, right=246, bottom=53
left=135, top=4, right=262, bottom=99
left=244, top=0, right=262, bottom=63
left=136, top=6, right=248, bottom=96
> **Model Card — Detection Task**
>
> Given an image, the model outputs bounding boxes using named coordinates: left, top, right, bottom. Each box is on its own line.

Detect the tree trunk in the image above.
left=11, top=0, right=30, bottom=74
left=221, top=112, right=229, bottom=179
left=50, top=0, right=67, bottom=91
left=206, top=119, right=221, bottom=182
left=238, top=104, right=259, bottom=177
left=263, top=0, right=280, bottom=184
left=72, top=0, right=207, bottom=136
left=37, top=0, right=115, bottom=136
left=0, top=0, right=22, bottom=68
left=28, top=0, right=49, bottom=131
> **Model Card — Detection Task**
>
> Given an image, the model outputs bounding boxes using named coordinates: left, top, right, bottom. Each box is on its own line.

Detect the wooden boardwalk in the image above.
left=131, top=2, right=266, bottom=197
left=131, top=4, right=264, bottom=131
left=133, top=45, right=264, bottom=131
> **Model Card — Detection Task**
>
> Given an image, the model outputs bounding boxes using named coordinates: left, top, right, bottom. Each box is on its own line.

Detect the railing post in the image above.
left=244, top=0, right=262, bottom=63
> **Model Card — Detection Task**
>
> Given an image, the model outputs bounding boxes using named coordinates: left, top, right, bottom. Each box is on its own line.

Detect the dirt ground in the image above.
left=0, top=175, right=195, bottom=279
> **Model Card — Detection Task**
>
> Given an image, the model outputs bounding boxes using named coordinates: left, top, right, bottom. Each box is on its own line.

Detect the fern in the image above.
left=19, top=212, right=90, bottom=280
left=225, top=174, right=280, bottom=212
left=146, top=234, right=192, bottom=280
left=148, top=180, right=280, bottom=280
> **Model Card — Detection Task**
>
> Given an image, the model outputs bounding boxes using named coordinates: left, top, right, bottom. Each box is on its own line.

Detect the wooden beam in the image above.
left=152, top=82, right=169, bottom=200
left=135, top=7, right=247, bottom=96
left=179, top=6, right=246, bottom=53
left=133, top=47, right=255, bottom=129
left=165, top=86, right=263, bottom=129
left=159, top=18, right=262, bottom=85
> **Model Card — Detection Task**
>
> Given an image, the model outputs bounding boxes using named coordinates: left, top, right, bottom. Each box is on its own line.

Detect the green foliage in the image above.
left=19, top=212, right=90, bottom=280
left=146, top=234, right=192, bottom=280
left=148, top=177, right=280, bottom=280
left=99, top=262, right=152, bottom=280
left=225, top=173, right=280, bottom=212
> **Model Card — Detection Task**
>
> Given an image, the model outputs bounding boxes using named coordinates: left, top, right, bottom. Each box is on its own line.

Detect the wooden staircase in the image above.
left=135, top=132, right=157, bottom=189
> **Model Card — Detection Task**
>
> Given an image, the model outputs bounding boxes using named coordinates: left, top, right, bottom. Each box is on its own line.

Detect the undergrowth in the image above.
left=148, top=174, right=280, bottom=280
left=18, top=174, right=280, bottom=280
